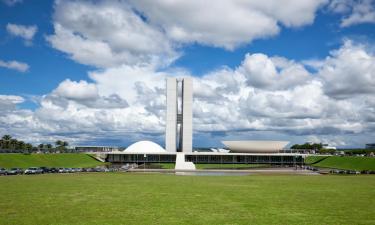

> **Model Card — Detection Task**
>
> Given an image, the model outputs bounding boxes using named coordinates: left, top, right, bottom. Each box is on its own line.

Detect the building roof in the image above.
left=124, top=141, right=166, bottom=153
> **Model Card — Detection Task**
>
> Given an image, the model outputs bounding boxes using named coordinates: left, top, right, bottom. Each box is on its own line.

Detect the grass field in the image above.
left=0, top=173, right=374, bottom=225
left=0, top=153, right=105, bottom=168
left=305, top=156, right=375, bottom=171
left=312, top=156, right=375, bottom=171
left=304, top=155, right=329, bottom=164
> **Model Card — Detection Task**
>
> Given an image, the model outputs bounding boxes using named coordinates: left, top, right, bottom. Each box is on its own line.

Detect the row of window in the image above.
left=107, top=154, right=303, bottom=164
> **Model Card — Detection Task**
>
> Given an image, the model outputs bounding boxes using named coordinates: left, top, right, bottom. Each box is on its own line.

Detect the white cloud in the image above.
left=129, top=0, right=327, bottom=49
left=239, top=54, right=311, bottom=90
left=0, top=59, right=29, bottom=72
left=6, top=23, right=37, bottom=44
left=315, top=40, right=375, bottom=98
left=328, top=0, right=375, bottom=27
left=47, top=0, right=178, bottom=68
left=0, top=95, right=24, bottom=111
left=48, top=79, right=128, bottom=109
left=1, top=0, right=22, bottom=6
left=53, top=79, right=99, bottom=101
left=47, top=0, right=327, bottom=68
left=2, top=40, right=375, bottom=147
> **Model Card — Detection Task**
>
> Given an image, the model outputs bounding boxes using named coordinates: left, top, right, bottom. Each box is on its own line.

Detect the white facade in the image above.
left=165, top=77, right=193, bottom=153
left=181, top=78, right=193, bottom=152
left=222, top=141, right=289, bottom=153
left=165, top=77, right=177, bottom=152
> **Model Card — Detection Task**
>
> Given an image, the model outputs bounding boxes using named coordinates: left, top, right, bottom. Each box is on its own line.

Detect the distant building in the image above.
left=222, top=141, right=289, bottom=153
left=365, top=143, right=375, bottom=149
left=75, top=146, right=119, bottom=152
left=322, top=144, right=336, bottom=150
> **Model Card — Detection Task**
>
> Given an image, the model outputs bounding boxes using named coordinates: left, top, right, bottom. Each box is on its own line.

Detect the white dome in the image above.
left=125, top=141, right=166, bottom=153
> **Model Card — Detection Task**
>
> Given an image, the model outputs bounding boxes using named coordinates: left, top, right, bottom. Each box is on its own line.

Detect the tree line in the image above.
left=0, top=135, right=70, bottom=153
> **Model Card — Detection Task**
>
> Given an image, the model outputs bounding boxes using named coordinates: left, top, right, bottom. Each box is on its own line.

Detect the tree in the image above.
left=38, top=143, right=44, bottom=150
left=291, top=142, right=323, bottom=150
left=45, top=143, right=53, bottom=153
left=10, top=139, right=18, bottom=149
left=25, top=143, right=33, bottom=151
left=17, top=141, right=26, bottom=150
left=1, top=135, right=11, bottom=149
left=2, top=135, right=11, bottom=141
left=55, top=140, right=63, bottom=147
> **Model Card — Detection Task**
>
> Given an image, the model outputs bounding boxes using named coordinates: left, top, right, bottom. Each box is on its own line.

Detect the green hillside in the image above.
left=306, top=156, right=375, bottom=171
left=0, top=153, right=105, bottom=168
left=304, top=155, right=329, bottom=164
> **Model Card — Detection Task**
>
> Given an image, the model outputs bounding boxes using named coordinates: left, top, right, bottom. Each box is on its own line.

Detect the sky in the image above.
left=1, top=0, right=375, bottom=148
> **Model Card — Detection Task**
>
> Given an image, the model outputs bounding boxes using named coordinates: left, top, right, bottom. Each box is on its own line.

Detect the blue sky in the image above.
left=1, top=0, right=375, bottom=148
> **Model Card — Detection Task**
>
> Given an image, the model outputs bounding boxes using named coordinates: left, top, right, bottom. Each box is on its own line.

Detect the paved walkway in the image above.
left=128, top=168, right=320, bottom=175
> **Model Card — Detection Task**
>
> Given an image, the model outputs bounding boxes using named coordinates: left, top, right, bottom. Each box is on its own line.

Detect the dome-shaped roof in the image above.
left=125, top=141, right=166, bottom=153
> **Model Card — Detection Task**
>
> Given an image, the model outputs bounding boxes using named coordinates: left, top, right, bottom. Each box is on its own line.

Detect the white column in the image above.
left=182, top=77, right=193, bottom=152
left=165, top=77, right=177, bottom=152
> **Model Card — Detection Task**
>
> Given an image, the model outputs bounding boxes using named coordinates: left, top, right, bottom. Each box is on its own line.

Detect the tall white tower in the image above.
left=165, top=77, right=193, bottom=152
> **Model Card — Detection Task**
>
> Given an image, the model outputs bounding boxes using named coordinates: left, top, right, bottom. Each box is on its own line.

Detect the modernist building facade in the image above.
left=165, top=77, right=193, bottom=153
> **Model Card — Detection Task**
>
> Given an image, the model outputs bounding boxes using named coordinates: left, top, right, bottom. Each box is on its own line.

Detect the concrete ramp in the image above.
left=90, top=153, right=106, bottom=162
left=175, top=153, right=196, bottom=170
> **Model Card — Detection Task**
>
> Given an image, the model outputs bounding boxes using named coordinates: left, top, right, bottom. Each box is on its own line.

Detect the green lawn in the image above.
left=0, top=153, right=105, bottom=168
left=311, top=156, right=375, bottom=171
left=0, top=173, right=374, bottom=225
left=304, top=155, right=329, bottom=164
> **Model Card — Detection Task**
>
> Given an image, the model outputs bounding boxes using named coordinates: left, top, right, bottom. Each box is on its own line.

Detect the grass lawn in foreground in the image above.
left=0, top=173, right=374, bottom=225
left=0, top=153, right=105, bottom=168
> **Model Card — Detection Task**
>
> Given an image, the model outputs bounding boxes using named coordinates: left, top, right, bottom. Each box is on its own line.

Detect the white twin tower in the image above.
left=165, top=77, right=193, bottom=153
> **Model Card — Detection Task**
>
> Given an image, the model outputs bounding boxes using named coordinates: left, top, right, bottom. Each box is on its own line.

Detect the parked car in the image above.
left=49, top=168, right=58, bottom=173
left=0, top=168, right=7, bottom=175
left=57, top=168, right=66, bottom=173
left=84, top=168, right=94, bottom=172
left=40, top=167, right=51, bottom=173
left=6, top=168, right=23, bottom=175
left=24, top=167, right=42, bottom=175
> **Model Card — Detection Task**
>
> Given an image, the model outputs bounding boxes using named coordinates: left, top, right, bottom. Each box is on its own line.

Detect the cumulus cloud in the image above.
left=129, top=0, right=327, bottom=49
left=47, top=0, right=178, bottom=68
left=0, top=59, right=29, bottom=72
left=314, top=40, right=375, bottom=99
left=54, top=79, right=99, bottom=101
left=0, top=95, right=24, bottom=111
left=328, top=0, right=375, bottom=27
left=47, top=0, right=327, bottom=68
left=49, top=79, right=128, bottom=109
left=239, top=54, right=311, bottom=90
left=6, top=23, right=37, bottom=45
left=2, top=40, right=375, bottom=147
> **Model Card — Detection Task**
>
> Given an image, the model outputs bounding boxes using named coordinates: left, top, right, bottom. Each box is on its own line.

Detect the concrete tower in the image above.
left=165, top=77, right=193, bottom=152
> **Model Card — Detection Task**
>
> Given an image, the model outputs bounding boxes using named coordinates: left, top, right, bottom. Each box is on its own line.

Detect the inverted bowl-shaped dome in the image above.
left=125, top=141, right=166, bottom=153
left=222, top=140, right=289, bottom=153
